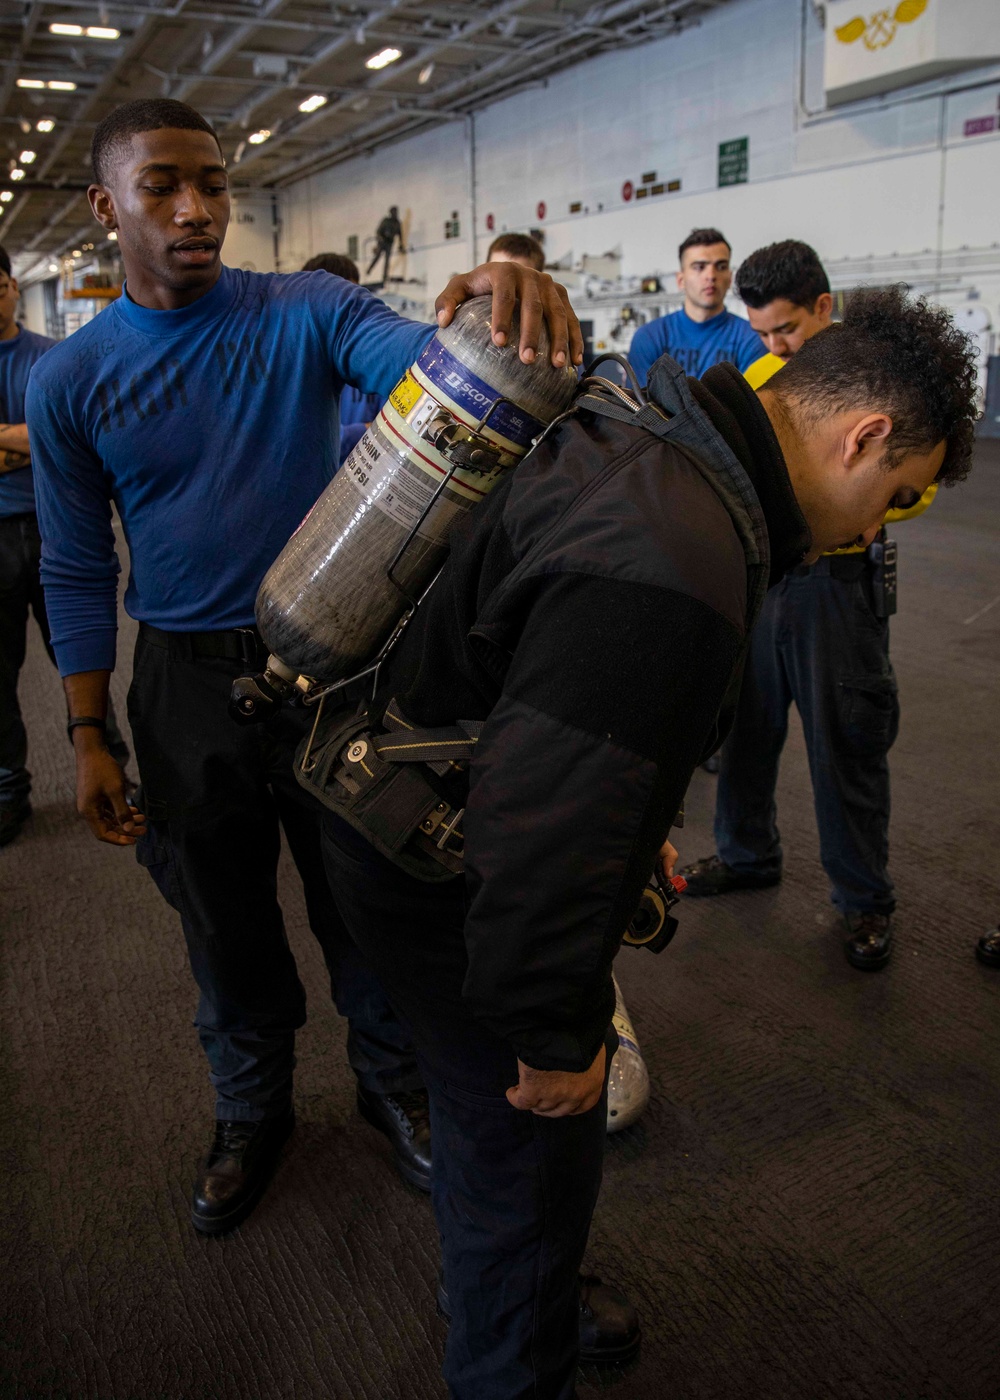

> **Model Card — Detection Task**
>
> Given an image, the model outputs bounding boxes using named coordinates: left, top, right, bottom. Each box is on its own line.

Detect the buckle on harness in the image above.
left=419, top=802, right=465, bottom=856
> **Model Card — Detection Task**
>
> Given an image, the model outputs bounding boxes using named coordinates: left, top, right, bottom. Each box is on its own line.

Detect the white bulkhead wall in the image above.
left=276, top=0, right=1000, bottom=325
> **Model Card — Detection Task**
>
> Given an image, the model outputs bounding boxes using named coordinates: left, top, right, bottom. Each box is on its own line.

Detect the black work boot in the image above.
left=437, top=1273, right=640, bottom=1364
left=679, top=853, right=781, bottom=897
left=975, top=927, right=1000, bottom=967
left=191, top=1107, right=295, bottom=1235
left=843, top=912, right=894, bottom=970
left=356, top=1085, right=432, bottom=1193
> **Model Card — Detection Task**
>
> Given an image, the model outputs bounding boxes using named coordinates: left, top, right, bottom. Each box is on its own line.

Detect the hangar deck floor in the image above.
left=3, top=444, right=998, bottom=1400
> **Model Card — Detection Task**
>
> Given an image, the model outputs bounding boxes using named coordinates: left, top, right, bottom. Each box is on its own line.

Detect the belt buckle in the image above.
left=233, top=627, right=262, bottom=668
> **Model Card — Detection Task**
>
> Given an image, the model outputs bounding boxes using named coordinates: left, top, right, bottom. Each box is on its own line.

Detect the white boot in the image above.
left=606, top=974, right=650, bottom=1133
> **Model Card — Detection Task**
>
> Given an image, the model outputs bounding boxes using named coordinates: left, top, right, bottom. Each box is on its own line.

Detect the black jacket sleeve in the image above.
left=461, top=569, right=743, bottom=1072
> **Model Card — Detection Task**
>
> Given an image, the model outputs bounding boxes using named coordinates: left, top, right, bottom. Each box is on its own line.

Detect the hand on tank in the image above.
left=74, top=738, right=146, bottom=846
left=435, top=263, right=583, bottom=369
left=506, top=1043, right=606, bottom=1117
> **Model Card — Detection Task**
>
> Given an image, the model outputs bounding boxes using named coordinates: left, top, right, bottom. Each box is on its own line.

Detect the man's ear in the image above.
left=675, top=267, right=685, bottom=291
left=88, top=183, right=117, bottom=232
left=815, top=291, right=833, bottom=320
left=845, top=412, right=893, bottom=468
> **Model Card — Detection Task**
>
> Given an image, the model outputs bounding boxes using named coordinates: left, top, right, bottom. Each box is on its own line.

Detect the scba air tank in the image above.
left=249, top=297, right=578, bottom=697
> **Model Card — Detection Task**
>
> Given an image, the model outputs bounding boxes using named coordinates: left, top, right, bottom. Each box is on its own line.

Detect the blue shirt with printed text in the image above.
left=628, top=307, right=763, bottom=382
left=27, top=266, right=435, bottom=675
left=0, top=326, right=56, bottom=517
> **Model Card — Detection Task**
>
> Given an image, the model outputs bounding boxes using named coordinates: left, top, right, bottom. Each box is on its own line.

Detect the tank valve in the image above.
left=229, top=656, right=305, bottom=724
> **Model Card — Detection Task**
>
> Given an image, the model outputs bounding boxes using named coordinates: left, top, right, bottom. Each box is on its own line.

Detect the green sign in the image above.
left=718, top=136, right=749, bottom=188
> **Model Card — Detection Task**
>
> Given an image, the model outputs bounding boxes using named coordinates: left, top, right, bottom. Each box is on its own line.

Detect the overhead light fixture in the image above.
left=19, top=151, right=37, bottom=165
left=365, top=46, right=402, bottom=71
left=298, top=93, right=327, bottom=113
left=247, top=129, right=271, bottom=145
left=72, top=249, right=82, bottom=258
left=36, top=117, right=56, bottom=132
left=49, top=263, right=59, bottom=273
left=10, top=168, right=25, bottom=181
left=0, top=191, right=12, bottom=202
left=48, top=22, right=119, bottom=38
left=16, top=78, right=45, bottom=89
left=107, top=230, right=117, bottom=240
left=47, top=80, right=78, bottom=91
left=418, top=62, right=434, bottom=84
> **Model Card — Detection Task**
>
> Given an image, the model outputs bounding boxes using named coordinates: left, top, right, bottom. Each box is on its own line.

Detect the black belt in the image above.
left=138, top=620, right=267, bottom=667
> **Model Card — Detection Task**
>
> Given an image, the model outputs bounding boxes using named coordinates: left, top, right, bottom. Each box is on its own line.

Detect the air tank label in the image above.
left=414, top=340, right=544, bottom=450
left=341, top=422, right=485, bottom=546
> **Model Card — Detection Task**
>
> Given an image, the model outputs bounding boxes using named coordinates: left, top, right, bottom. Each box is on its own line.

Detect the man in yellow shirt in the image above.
left=682, top=241, right=934, bottom=971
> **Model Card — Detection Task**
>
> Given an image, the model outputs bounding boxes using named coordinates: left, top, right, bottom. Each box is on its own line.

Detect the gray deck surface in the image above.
left=2, top=444, right=998, bottom=1400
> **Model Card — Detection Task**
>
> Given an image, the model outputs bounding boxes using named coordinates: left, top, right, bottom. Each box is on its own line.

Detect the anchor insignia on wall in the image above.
left=835, top=0, right=928, bottom=51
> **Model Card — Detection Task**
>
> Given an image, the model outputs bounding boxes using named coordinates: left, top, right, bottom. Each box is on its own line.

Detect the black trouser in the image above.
left=716, top=555, right=899, bottom=915
left=126, top=625, right=421, bottom=1121
left=0, top=511, right=128, bottom=809
left=321, top=814, right=616, bottom=1400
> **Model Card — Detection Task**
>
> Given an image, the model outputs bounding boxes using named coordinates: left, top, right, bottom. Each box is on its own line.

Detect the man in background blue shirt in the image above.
left=628, top=227, right=765, bottom=382
left=27, top=99, right=581, bottom=1241
left=0, top=244, right=128, bottom=847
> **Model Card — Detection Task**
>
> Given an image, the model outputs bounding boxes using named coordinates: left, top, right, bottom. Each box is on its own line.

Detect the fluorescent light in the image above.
left=16, top=79, right=45, bottom=89
left=247, top=129, right=271, bottom=145
left=298, top=93, right=327, bottom=113
left=418, top=62, right=434, bottom=84
left=47, top=80, right=77, bottom=91
left=36, top=118, right=56, bottom=132
left=365, top=46, right=402, bottom=71
left=72, top=249, right=82, bottom=258
left=10, top=169, right=25, bottom=181
left=19, top=151, right=37, bottom=165
left=48, top=22, right=118, bottom=38
left=0, top=191, right=12, bottom=202
left=107, top=231, right=117, bottom=240
left=49, top=263, right=59, bottom=273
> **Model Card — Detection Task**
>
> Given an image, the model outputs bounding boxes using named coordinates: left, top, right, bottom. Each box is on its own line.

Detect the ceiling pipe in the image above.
left=258, top=0, right=726, bottom=187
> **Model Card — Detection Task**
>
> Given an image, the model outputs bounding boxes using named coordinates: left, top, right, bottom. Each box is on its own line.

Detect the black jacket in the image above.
left=374, top=357, right=810, bottom=1073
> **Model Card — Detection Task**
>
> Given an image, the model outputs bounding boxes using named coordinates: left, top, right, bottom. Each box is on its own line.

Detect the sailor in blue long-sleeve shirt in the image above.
left=27, top=98, right=582, bottom=1243
left=628, top=227, right=765, bottom=383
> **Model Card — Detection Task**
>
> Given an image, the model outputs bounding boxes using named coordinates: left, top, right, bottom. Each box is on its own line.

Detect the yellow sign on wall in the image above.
left=835, top=1, right=928, bottom=52
left=824, top=0, right=1000, bottom=105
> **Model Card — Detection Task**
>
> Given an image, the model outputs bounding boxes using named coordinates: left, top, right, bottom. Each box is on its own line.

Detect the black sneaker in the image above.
left=843, top=912, right=894, bottom=971
left=679, top=853, right=781, bottom=897
left=357, top=1086, right=432, bottom=1193
left=437, top=1273, right=640, bottom=1364
left=975, top=927, right=1000, bottom=967
left=0, top=802, right=31, bottom=848
left=191, top=1107, right=295, bottom=1235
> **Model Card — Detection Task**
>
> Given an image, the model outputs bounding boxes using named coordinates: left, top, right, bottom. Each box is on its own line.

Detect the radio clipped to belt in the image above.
left=867, top=527, right=898, bottom=618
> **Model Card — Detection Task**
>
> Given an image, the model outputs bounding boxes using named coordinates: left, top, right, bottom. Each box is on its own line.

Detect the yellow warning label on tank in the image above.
left=388, top=371, right=423, bottom=418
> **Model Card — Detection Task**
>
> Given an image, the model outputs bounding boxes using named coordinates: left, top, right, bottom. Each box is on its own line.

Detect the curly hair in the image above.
left=736, top=240, right=830, bottom=310
left=92, top=99, right=220, bottom=185
left=770, top=285, right=978, bottom=485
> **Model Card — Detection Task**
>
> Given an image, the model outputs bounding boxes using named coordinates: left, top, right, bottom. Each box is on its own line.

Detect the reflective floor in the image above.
left=3, top=443, right=999, bottom=1400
